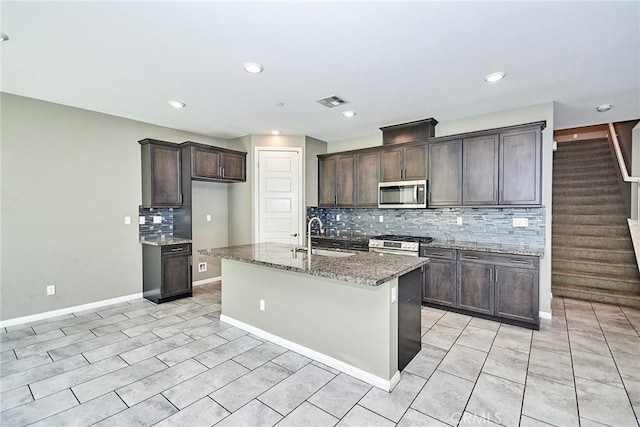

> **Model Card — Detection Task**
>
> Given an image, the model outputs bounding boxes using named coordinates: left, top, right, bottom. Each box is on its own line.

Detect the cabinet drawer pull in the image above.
left=510, top=259, right=530, bottom=264
left=170, top=247, right=186, bottom=252
left=430, top=252, right=445, bottom=256
left=463, top=255, right=480, bottom=259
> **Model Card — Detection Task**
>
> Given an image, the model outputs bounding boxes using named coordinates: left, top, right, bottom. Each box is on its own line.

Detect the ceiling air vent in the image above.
left=316, top=95, right=349, bottom=108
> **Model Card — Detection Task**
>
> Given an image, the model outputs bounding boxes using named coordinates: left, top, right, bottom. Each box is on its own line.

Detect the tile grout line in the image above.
left=517, top=306, right=538, bottom=427
left=593, top=302, right=640, bottom=423
left=565, top=297, right=584, bottom=425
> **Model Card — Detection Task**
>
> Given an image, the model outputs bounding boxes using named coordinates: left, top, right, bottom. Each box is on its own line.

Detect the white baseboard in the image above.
left=220, top=314, right=400, bottom=391
left=539, top=311, right=552, bottom=320
left=0, top=293, right=143, bottom=328
left=193, top=277, right=222, bottom=287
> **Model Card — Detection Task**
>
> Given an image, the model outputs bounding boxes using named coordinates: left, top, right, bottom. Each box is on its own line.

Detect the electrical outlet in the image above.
left=457, top=216, right=463, bottom=225
left=513, top=218, right=529, bottom=227
left=153, top=216, right=162, bottom=224
left=46, top=285, right=55, bottom=296
left=259, top=299, right=265, bottom=311
left=206, top=214, right=212, bottom=222
left=124, top=216, right=131, bottom=225
left=198, top=262, right=207, bottom=272
left=139, top=216, right=146, bottom=225
left=336, top=214, right=341, bottom=221
left=379, top=215, right=384, bottom=223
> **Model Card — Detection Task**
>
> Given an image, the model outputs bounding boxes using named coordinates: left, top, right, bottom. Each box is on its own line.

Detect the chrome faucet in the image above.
left=307, top=216, right=325, bottom=269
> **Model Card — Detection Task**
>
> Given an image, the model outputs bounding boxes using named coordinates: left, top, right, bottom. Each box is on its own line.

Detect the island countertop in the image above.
left=199, top=242, right=429, bottom=287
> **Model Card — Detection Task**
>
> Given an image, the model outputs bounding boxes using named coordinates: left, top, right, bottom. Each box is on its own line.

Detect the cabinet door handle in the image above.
left=179, top=193, right=183, bottom=204
left=222, top=167, right=225, bottom=177
left=335, top=195, right=337, bottom=205
left=510, top=259, right=529, bottom=265
left=189, top=255, right=192, bottom=266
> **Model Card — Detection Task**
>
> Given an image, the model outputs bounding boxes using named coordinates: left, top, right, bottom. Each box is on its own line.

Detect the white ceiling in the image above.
left=1, top=1, right=638, bottom=143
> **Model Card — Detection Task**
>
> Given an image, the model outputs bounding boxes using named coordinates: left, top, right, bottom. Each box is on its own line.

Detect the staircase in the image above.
left=552, top=138, right=640, bottom=308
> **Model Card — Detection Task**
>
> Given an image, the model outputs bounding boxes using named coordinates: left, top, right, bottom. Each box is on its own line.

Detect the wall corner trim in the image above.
left=0, top=293, right=143, bottom=328
left=220, top=314, right=400, bottom=391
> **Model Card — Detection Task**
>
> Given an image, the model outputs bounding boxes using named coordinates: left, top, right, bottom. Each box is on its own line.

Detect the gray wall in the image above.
left=192, top=181, right=228, bottom=281
left=304, top=136, right=328, bottom=207
left=326, top=102, right=555, bottom=316
left=222, top=259, right=398, bottom=380
left=1, top=93, right=229, bottom=320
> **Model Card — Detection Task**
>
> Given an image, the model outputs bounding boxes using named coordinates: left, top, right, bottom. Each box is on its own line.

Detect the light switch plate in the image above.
left=139, top=216, right=146, bottom=225
left=336, top=214, right=341, bottom=221
left=513, top=218, right=529, bottom=227
left=259, top=299, right=265, bottom=311
left=206, top=214, right=212, bottom=222
left=457, top=216, right=463, bottom=225
left=379, top=215, right=384, bottom=223
left=46, top=285, right=55, bottom=296
left=153, top=216, right=162, bottom=224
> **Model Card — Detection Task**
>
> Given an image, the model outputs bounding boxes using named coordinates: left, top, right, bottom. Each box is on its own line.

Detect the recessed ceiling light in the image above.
left=342, top=111, right=356, bottom=118
left=271, top=130, right=281, bottom=135
left=243, top=62, right=264, bottom=74
left=484, top=72, right=506, bottom=83
left=168, top=100, right=186, bottom=109
left=596, top=104, right=613, bottom=112
left=0, top=33, right=8, bottom=42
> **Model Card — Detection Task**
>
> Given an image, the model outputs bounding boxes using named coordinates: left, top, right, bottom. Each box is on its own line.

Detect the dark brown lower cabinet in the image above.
left=421, top=248, right=457, bottom=307
left=457, top=262, right=494, bottom=315
left=398, top=268, right=422, bottom=371
left=143, top=244, right=192, bottom=303
left=421, top=247, right=540, bottom=328
left=495, top=266, right=539, bottom=324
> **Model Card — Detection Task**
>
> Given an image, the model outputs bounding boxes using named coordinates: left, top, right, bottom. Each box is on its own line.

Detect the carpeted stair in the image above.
left=552, top=138, right=640, bottom=308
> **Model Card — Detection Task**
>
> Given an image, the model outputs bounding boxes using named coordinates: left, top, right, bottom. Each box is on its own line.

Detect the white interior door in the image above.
left=257, top=149, right=302, bottom=245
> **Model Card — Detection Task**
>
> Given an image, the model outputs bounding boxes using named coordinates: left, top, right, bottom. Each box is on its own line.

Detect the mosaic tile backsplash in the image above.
left=138, top=207, right=174, bottom=240
left=307, top=206, right=546, bottom=249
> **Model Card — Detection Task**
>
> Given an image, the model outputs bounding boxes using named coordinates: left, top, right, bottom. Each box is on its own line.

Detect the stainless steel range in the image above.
left=368, top=234, right=433, bottom=256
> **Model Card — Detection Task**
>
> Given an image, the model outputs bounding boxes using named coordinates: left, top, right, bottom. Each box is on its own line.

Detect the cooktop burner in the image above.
left=371, top=235, right=434, bottom=244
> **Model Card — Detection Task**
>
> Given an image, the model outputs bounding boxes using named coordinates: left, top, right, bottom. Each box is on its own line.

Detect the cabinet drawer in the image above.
left=161, top=244, right=192, bottom=256
left=347, top=241, right=369, bottom=251
left=420, top=247, right=456, bottom=260
left=458, top=250, right=537, bottom=269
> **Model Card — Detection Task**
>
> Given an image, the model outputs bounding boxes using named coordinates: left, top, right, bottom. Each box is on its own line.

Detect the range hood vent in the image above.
left=316, top=95, right=349, bottom=108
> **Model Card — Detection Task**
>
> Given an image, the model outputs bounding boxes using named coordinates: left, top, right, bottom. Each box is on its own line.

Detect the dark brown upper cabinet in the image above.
left=140, top=139, right=183, bottom=207
left=462, top=134, right=499, bottom=205
left=183, top=142, right=247, bottom=183
left=380, top=117, right=438, bottom=145
left=499, top=128, right=542, bottom=205
left=318, top=154, right=356, bottom=207
left=356, top=151, right=381, bottom=206
left=380, top=144, right=427, bottom=182
left=428, top=139, right=463, bottom=206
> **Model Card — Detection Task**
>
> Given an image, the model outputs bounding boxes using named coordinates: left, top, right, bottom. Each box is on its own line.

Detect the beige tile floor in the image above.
left=1, top=283, right=639, bottom=426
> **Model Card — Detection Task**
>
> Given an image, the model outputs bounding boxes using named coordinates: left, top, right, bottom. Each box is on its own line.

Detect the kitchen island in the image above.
left=200, top=242, right=428, bottom=391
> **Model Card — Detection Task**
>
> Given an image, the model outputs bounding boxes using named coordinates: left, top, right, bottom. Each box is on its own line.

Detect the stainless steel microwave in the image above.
left=378, top=180, right=427, bottom=208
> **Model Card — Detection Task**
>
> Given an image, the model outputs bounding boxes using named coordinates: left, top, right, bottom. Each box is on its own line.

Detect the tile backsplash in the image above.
left=138, top=207, right=174, bottom=239
left=307, top=206, right=545, bottom=249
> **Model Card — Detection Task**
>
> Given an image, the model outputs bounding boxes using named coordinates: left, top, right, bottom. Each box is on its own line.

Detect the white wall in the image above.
left=1, top=93, right=229, bottom=320
left=326, top=102, right=555, bottom=316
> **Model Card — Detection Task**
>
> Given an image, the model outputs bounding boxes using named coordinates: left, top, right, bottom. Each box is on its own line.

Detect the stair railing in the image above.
left=609, top=122, right=640, bottom=225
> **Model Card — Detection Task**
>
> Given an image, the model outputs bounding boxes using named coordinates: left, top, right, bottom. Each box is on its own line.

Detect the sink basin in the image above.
left=312, top=248, right=356, bottom=258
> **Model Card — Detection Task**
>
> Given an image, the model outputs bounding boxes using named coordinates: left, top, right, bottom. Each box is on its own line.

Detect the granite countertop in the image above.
left=424, top=240, right=544, bottom=257
left=199, top=242, right=428, bottom=287
left=140, top=237, right=193, bottom=246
